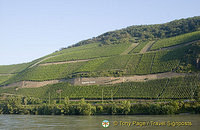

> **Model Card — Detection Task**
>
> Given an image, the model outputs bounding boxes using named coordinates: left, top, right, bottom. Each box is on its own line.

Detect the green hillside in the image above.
left=0, top=75, right=13, bottom=84
left=3, top=42, right=198, bottom=85
left=0, top=16, right=200, bottom=101
left=0, top=63, right=30, bottom=74
left=151, top=31, right=200, bottom=50
left=42, top=43, right=131, bottom=63
left=0, top=75, right=199, bottom=99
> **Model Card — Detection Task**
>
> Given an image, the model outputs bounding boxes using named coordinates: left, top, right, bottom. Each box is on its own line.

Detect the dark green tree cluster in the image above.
left=98, top=16, right=200, bottom=45
left=1, top=97, right=200, bottom=115
left=177, top=41, right=200, bottom=72
left=63, top=16, right=200, bottom=49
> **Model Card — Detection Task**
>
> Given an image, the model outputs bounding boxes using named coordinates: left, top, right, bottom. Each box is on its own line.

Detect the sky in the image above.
left=0, top=0, right=200, bottom=65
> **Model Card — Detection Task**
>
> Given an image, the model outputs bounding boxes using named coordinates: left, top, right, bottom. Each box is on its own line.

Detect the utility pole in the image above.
left=191, top=83, right=193, bottom=100
left=49, top=92, right=51, bottom=105
left=111, top=90, right=113, bottom=102
left=56, top=89, right=62, bottom=104
left=102, top=89, right=104, bottom=104
left=60, top=91, right=62, bottom=104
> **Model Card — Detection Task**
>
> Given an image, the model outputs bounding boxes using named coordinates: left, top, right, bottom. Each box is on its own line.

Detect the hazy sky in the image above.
left=0, top=0, right=200, bottom=65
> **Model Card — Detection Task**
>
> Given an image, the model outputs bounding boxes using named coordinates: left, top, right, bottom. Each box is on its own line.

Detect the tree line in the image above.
left=64, top=16, right=200, bottom=49
left=0, top=96, right=200, bottom=115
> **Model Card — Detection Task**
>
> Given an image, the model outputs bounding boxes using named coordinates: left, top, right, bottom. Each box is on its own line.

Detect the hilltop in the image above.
left=0, top=16, right=200, bottom=100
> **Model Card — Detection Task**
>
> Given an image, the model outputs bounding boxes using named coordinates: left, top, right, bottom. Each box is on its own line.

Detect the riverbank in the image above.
left=0, top=97, right=200, bottom=115
left=1, top=114, right=200, bottom=129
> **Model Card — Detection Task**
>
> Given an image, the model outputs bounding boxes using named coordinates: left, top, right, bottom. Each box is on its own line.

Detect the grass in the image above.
left=151, top=31, right=200, bottom=50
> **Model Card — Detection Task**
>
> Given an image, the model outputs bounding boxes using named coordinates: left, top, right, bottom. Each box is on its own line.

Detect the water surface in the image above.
left=0, top=114, right=199, bottom=130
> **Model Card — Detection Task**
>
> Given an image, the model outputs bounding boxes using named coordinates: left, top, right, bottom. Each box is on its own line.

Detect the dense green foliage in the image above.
left=176, top=42, right=200, bottom=72
left=1, top=76, right=199, bottom=99
left=151, top=31, right=200, bottom=50
left=0, top=96, right=200, bottom=115
left=66, top=16, right=200, bottom=47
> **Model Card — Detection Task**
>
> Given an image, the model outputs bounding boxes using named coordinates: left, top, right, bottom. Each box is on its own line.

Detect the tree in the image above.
left=121, top=101, right=131, bottom=115
left=77, top=98, right=93, bottom=115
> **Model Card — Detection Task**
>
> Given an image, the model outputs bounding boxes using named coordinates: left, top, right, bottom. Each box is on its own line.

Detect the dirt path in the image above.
left=140, top=41, right=155, bottom=53
left=39, top=59, right=91, bottom=66
left=158, top=40, right=199, bottom=51
left=1, top=79, right=72, bottom=88
left=121, top=43, right=139, bottom=55
left=103, top=72, right=187, bottom=85
left=1, top=72, right=191, bottom=88
left=0, top=74, right=13, bottom=76
left=29, top=55, right=58, bottom=68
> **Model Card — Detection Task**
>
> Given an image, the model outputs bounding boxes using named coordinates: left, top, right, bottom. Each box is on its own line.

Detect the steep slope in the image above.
left=3, top=40, right=199, bottom=85
left=0, top=16, right=200, bottom=101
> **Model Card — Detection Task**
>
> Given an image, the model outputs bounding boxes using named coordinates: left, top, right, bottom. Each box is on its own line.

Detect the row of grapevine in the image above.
left=0, top=75, right=13, bottom=84
left=4, top=62, right=85, bottom=83
left=151, top=31, right=200, bottom=50
left=2, top=75, right=199, bottom=99
left=129, top=41, right=149, bottom=53
left=134, top=52, right=155, bottom=74
left=3, top=43, right=194, bottom=84
left=125, top=54, right=142, bottom=74
left=42, top=43, right=131, bottom=63
left=96, top=55, right=131, bottom=71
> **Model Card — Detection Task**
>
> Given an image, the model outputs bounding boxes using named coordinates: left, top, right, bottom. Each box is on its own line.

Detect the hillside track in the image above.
left=28, top=55, right=59, bottom=68
left=39, top=59, right=91, bottom=66
left=157, top=40, right=200, bottom=51
left=0, top=74, right=13, bottom=76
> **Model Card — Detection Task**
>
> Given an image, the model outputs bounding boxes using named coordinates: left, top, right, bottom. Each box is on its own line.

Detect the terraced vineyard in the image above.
left=1, top=75, right=199, bottom=99
left=0, top=75, right=13, bottom=84
left=160, top=75, right=200, bottom=98
left=42, top=43, right=131, bottom=63
left=134, top=53, right=155, bottom=74
left=151, top=31, right=200, bottom=50
left=0, top=63, right=30, bottom=74
left=3, top=42, right=197, bottom=85
left=0, top=16, right=200, bottom=101
left=4, top=62, right=85, bottom=83
left=129, top=41, right=149, bottom=53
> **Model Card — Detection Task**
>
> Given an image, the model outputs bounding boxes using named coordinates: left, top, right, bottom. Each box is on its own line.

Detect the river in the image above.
left=0, top=114, right=199, bottom=130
